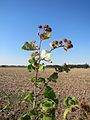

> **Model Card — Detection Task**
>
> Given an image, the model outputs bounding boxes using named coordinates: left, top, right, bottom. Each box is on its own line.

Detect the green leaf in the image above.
left=63, top=66, right=70, bottom=73
left=64, top=96, right=78, bottom=107
left=18, top=114, right=31, bottom=120
left=63, top=107, right=71, bottom=120
left=22, top=40, right=39, bottom=51
left=30, top=109, right=38, bottom=116
left=28, top=58, right=35, bottom=64
left=31, top=77, right=36, bottom=82
left=83, top=112, right=88, bottom=119
left=41, top=115, right=53, bottom=120
left=31, top=52, right=39, bottom=58
left=48, top=72, right=58, bottom=82
left=39, top=63, right=45, bottom=71
left=55, top=66, right=63, bottom=72
left=37, top=77, right=45, bottom=84
left=40, top=99, right=56, bottom=112
left=28, top=64, right=35, bottom=72
left=63, top=105, right=79, bottom=120
left=30, top=77, right=45, bottom=84
left=0, top=101, right=10, bottom=112
left=55, top=65, right=70, bottom=73
left=43, top=86, right=57, bottom=103
left=24, top=92, right=34, bottom=103
left=40, top=32, right=51, bottom=40
left=28, top=58, right=37, bottom=67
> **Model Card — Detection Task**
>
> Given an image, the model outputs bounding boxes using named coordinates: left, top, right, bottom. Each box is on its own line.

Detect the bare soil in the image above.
left=0, top=67, right=90, bottom=120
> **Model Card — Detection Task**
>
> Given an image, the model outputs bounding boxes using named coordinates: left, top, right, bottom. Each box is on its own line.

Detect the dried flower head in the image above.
left=52, top=40, right=59, bottom=48
left=67, top=40, right=72, bottom=44
left=54, top=40, right=59, bottom=44
left=67, top=43, right=73, bottom=48
left=44, top=27, right=52, bottom=32
left=44, top=24, right=49, bottom=28
left=71, top=44, right=73, bottom=48
left=59, top=40, right=63, bottom=44
left=38, top=25, right=42, bottom=29
left=64, top=46, right=68, bottom=51
left=64, top=38, right=68, bottom=42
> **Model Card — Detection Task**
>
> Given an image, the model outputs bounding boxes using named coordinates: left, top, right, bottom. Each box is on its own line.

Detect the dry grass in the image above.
left=0, top=67, right=90, bottom=120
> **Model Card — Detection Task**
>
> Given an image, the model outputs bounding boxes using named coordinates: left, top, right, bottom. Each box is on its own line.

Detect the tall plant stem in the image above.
left=33, top=39, right=42, bottom=109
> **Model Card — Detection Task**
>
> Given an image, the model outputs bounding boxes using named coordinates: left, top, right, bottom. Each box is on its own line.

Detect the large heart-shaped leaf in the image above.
left=38, top=63, right=45, bottom=71
left=28, top=58, right=37, bottom=67
left=22, top=40, right=39, bottom=51
left=48, top=72, right=58, bottom=82
left=63, top=105, right=79, bottom=120
left=43, top=86, right=58, bottom=104
left=28, top=64, right=35, bottom=72
left=40, top=99, right=56, bottom=112
left=64, top=96, right=78, bottom=107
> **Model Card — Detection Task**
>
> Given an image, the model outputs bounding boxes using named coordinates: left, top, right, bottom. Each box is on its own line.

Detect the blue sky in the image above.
left=0, top=0, right=90, bottom=65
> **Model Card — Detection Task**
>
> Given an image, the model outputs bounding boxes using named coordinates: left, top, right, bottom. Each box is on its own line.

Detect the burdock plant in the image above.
left=19, top=24, right=73, bottom=120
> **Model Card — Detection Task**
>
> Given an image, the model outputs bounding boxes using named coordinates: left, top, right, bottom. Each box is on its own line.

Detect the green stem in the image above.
left=50, top=44, right=64, bottom=52
left=33, top=39, right=42, bottom=109
left=36, top=80, right=50, bottom=97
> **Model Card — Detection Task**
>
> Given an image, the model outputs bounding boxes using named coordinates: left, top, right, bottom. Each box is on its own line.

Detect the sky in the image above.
left=0, top=0, right=90, bottom=65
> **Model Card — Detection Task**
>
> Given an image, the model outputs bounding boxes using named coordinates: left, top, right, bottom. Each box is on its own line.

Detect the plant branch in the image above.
left=50, top=44, right=64, bottom=52
left=36, top=80, right=50, bottom=98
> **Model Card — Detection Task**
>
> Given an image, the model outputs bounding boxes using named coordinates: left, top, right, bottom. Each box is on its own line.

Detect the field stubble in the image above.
left=0, top=67, right=90, bottom=120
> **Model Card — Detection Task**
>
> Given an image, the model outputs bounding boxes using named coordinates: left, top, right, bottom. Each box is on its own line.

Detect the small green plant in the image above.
left=0, top=100, right=10, bottom=112
left=63, top=97, right=89, bottom=120
left=19, top=24, right=73, bottom=120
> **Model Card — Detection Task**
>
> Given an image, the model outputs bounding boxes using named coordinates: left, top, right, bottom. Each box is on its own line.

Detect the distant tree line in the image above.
left=46, top=64, right=90, bottom=69
left=67, top=64, right=89, bottom=69
left=0, top=64, right=89, bottom=69
left=0, top=65, right=27, bottom=68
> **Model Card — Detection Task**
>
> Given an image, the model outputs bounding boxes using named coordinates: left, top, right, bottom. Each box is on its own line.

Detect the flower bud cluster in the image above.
left=50, top=40, right=61, bottom=48
left=44, top=24, right=52, bottom=32
left=38, top=24, right=52, bottom=36
left=50, top=38, right=73, bottom=51
left=63, top=38, right=73, bottom=51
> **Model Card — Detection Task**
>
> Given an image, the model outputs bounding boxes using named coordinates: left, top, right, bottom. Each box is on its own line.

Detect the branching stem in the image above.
left=50, top=44, right=64, bottom=52
left=36, top=80, right=50, bottom=98
left=33, top=39, right=42, bottom=109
